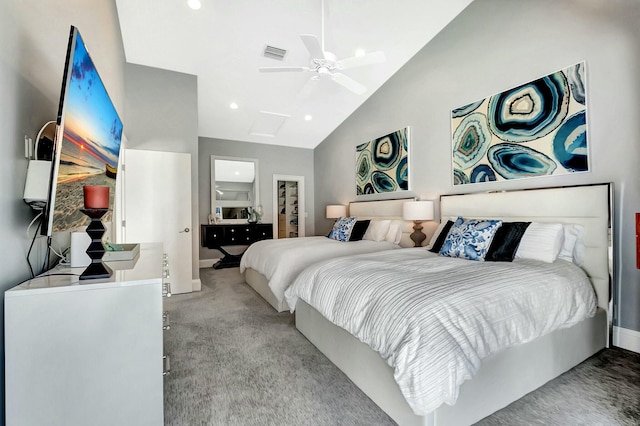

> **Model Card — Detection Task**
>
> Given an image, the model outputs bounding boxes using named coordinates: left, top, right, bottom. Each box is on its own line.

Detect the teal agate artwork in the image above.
left=356, top=127, right=409, bottom=194
left=451, top=62, right=588, bottom=185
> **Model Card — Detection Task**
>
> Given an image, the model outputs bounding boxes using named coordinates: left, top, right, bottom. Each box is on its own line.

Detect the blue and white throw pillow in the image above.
left=439, top=217, right=503, bottom=261
left=328, top=217, right=358, bottom=242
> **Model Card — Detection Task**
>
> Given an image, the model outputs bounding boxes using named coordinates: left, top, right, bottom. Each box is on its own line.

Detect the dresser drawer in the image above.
left=201, top=224, right=273, bottom=249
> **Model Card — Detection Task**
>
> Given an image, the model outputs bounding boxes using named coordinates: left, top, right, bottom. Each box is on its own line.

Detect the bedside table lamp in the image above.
left=326, top=204, right=347, bottom=220
left=403, top=200, right=435, bottom=247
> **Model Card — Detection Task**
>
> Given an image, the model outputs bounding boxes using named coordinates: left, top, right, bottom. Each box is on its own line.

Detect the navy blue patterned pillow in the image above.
left=429, top=220, right=454, bottom=253
left=439, top=217, right=503, bottom=261
left=349, top=220, right=371, bottom=241
left=485, top=222, right=531, bottom=262
left=328, top=217, right=358, bottom=242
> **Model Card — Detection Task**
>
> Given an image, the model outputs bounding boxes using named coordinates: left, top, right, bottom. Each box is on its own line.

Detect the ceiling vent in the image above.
left=263, top=45, right=287, bottom=61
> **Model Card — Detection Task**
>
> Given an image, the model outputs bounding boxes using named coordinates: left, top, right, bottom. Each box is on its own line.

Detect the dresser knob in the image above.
left=163, top=283, right=172, bottom=298
left=163, top=355, right=171, bottom=376
left=163, top=312, right=170, bottom=330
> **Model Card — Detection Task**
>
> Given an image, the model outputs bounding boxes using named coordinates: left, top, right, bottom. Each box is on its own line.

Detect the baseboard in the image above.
left=192, top=278, right=202, bottom=292
left=613, top=326, right=640, bottom=353
left=199, top=258, right=219, bottom=269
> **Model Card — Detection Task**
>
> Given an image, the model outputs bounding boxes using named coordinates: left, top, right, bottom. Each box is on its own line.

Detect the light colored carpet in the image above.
left=475, top=346, right=640, bottom=426
left=163, top=267, right=396, bottom=425
left=164, top=267, right=640, bottom=426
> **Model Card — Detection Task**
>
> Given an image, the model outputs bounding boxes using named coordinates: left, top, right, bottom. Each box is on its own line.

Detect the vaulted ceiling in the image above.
left=116, top=0, right=473, bottom=148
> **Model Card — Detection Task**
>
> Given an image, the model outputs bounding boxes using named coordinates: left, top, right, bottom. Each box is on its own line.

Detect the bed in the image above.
left=285, top=184, right=612, bottom=426
left=240, top=198, right=416, bottom=312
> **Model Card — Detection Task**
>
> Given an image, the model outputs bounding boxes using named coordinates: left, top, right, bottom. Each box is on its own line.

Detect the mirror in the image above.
left=210, top=156, right=259, bottom=222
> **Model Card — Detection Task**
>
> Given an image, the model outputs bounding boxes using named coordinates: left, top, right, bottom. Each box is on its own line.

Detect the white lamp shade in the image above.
left=402, top=201, right=435, bottom=221
left=326, top=204, right=347, bottom=219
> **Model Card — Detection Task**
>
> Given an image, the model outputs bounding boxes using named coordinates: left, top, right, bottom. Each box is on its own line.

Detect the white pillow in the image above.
left=515, top=222, right=565, bottom=263
left=363, top=219, right=391, bottom=242
left=558, top=224, right=585, bottom=266
left=385, top=220, right=404, bottom=245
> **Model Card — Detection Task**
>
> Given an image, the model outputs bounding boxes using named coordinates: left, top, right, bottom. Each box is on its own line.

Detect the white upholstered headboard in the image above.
left=440, top=184, right=612, bottom=313
left=348, top=198, right=416, bottom=248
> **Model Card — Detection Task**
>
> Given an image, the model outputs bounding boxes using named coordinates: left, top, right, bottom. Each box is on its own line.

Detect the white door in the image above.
left=122, top=149, right=193, bottom=294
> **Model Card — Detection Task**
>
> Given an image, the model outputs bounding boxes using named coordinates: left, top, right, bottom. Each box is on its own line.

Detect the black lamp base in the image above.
left=79, top=208, right=113, bottom=281
left=80, top=261, right=113, bottom=280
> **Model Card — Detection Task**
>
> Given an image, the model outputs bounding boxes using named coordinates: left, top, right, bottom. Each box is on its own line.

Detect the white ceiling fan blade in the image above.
left=336, top=51, right=386, bottom=70
left=331, top=73, right=366, bottom=95
left=300, top=34, right=326, bottom=60
left=296, top=77, right=320, bottom=101
left=259, top=67, right=311, bottom=73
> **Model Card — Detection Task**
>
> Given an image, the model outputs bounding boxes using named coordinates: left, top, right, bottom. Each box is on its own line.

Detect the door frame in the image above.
left=272, top=174, right=305, bottom=239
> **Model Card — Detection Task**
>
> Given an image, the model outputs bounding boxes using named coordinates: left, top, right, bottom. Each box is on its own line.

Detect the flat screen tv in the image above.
left=42, top=26, right=123, bottom=236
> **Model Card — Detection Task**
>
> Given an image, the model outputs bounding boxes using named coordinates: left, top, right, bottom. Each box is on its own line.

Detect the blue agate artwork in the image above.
left=451, top=62, right=588, bottom=185
left=356, top=127, right=409, bottom=194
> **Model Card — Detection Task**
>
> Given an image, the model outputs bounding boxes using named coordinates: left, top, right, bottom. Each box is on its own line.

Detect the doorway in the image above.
left=273, top=175, right=305, bottom=238
left=121, top=149, right=195, bottom=294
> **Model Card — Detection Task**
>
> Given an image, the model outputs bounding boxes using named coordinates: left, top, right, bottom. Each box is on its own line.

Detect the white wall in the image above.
left=123, top=63, right=200, bottom=282
left=199, top=138, right=315, bottom=261
left=314, top=0, right=640, bottom=336
left=0, top=0, right=125, bottom=421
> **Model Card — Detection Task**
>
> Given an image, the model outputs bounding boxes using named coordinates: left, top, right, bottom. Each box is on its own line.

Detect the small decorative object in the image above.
left=326, top=205, right=347, bottom=220
left=83, top=185, right=110, bottom=209
left=247, top=207, right=262, bottom=223
left=402, top=200, right=435, bottom=247
left=255, top=204, right=263, bottom=223
left=79, top=186, right=112, bottom=280
left=451, top=62, right=588, bottom=185
left=356, top=127, right=409, bottom=195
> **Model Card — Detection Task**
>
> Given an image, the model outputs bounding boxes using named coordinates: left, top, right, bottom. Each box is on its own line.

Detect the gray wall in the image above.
left=199, top=138, right=314, bottom=261
left=314, top=0, right=640, bottom=334
left=124, top=63, right=200, bottom=281
left=0, top=0, right=125, bottom=421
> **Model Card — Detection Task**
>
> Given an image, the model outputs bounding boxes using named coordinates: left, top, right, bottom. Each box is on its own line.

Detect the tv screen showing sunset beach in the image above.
left=51, top=29, right=123, bottom=233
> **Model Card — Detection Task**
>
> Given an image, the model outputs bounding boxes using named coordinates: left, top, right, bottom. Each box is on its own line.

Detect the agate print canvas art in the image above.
left=451, top=62, right=588, bottom=185
left=356, top=127, right=409, bottom=194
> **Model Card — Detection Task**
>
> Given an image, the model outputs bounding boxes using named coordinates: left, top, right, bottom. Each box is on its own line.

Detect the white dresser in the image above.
left=5, top=243, right=169, bottom=426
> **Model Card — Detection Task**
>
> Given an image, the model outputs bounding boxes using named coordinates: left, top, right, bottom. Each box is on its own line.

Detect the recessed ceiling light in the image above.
left=187, top=0, right=201, bottom=10
left=355, top=48, right=366, bottom=57
left=234, top=171, right=240, bottom=176
left=230, top=102, right=239, bottom=110
left=304, top=114, right=312, bottom=121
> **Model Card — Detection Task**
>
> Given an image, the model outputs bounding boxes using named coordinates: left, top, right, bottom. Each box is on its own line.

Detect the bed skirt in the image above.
left=295, top=300, right=607, bottom=426
left=244, top=268, right=288, bottom=312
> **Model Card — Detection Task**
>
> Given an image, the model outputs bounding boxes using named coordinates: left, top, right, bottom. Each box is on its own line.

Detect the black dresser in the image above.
left=201, top=223, right=272, bottom=269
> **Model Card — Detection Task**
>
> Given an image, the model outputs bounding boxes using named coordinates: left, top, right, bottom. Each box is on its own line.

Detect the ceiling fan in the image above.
left=259, top=0, right=386, bottom=95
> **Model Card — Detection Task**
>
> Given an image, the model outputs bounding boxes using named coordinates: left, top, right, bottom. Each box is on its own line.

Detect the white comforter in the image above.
left=239, top=236, right=399, bottom=306
left=285, top=248, right=596, bottom=416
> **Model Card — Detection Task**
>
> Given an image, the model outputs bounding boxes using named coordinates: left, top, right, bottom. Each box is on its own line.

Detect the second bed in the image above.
left=240, top=198, right=415, bottom=312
